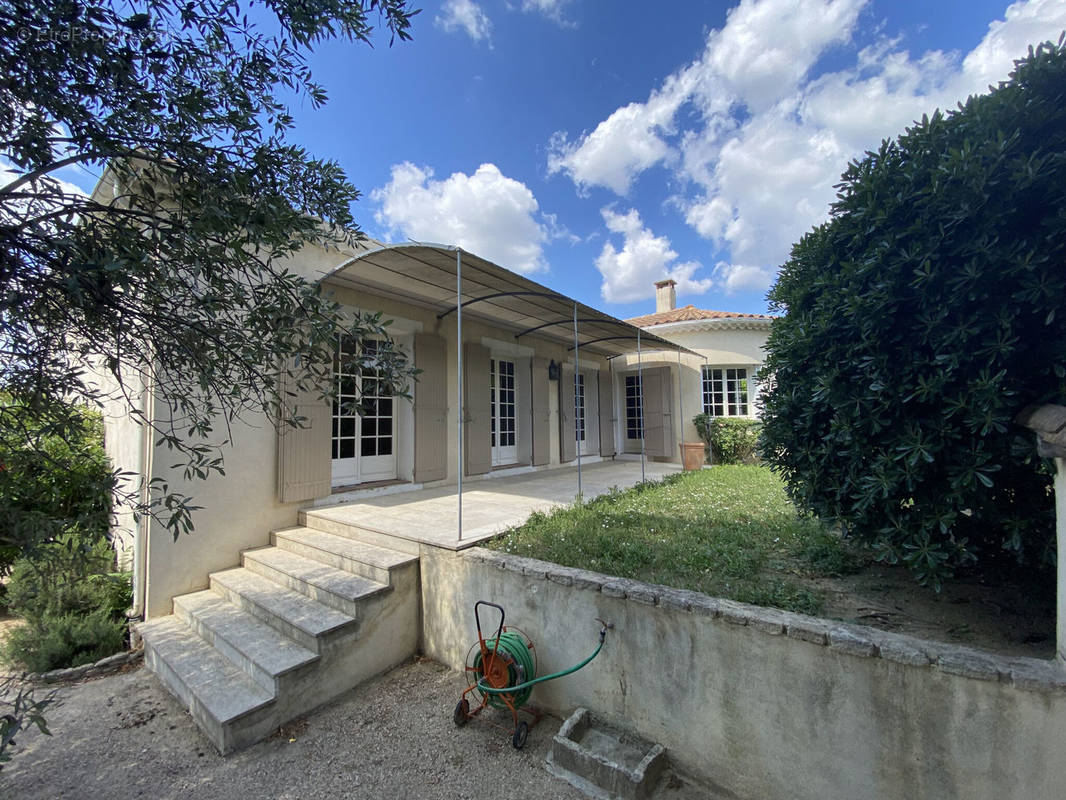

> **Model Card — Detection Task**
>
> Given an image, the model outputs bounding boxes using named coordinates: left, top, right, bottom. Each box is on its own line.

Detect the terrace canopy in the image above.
left=321, top=242, right=700, bottom=538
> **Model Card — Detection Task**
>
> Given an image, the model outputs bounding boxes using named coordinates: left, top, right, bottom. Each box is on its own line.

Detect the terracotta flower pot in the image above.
left=680, top=442, right=705, bottom=471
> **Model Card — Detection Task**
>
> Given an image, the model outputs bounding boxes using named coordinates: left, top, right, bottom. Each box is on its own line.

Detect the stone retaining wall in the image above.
left=421, top=547, right=1066, bottom=800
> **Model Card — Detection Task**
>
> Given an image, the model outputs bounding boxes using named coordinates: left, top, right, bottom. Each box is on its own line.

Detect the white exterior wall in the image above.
left=616, top=322, right=771, bottom=461
left=92, top=366, right=150, bottom=573
left=129, top=262, right=613, bottom=617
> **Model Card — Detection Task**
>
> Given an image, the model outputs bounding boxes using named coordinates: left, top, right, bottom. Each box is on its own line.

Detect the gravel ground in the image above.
left=2, top=658, right=711, bottom=800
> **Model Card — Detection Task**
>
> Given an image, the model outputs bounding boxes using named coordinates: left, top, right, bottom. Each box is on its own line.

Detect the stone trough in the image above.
left=547, top=707, right=668, bottom=800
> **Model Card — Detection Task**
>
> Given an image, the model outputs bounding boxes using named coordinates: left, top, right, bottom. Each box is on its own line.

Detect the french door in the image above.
left=331, top=337, right=396, bottom=486
left=490, top=358, right=517, bottom=466
left=625, top=373, right=643, bottom=441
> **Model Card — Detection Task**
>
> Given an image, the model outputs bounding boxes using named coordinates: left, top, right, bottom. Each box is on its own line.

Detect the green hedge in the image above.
left=0, top=395, right=114, bottom=571
left=693, top=414, right=761, bottom=465
left=759, top=41, right=1066, bottom=587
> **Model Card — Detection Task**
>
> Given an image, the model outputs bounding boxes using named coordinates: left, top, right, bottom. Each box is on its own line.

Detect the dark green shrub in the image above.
left=3, top=610, right=126, bottom=674
left=5, top=534, right=125, bottom=621
left=760, top=41, right=1066, bottom=588
left=3, top=534, right=130, bottom=672
left=693, top=414, right=761, bottom=465
left=0, top=395, right=126, bottom=670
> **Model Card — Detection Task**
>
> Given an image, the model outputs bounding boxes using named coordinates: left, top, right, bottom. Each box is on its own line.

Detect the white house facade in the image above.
left=623, top=279, right=773, bottom=451
left=100, top=241, right=697, bottom=619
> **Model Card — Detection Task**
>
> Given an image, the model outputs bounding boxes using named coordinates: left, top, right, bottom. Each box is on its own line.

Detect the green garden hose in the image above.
left=475, top=625, right=608, bottom=703
left=473, top=631, right=537, bottom=708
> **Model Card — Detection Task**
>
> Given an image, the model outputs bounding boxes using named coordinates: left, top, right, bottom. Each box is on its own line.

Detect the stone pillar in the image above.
left=1013, top=405, right=1066, bottom=664
left=1057, top=459, right=1066, bottom=664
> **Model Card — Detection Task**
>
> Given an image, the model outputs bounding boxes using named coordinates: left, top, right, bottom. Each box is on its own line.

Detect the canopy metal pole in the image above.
left=677, top=346, right=684, bottom=456
left=456, top=248, right=463, bottom=541
left=638, top=328, right=645, bottom=483
left=573, top=301, right=582, bottom=500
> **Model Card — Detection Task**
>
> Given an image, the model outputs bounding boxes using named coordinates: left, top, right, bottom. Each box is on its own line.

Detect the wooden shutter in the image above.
left=463, top=342, right=492, bottom=476
left=559, top=364, right=577, bottom=463
left=277, top=364, right=332, bottom=503
left=642, top=366, right=675, bottom=457
left=531, top=357, right=550, bottom=465
left=515, top=356, right=532, bottom=465
left=414, top=333, right=447, bottom=483
left=598, top=369, right=616, bottom=457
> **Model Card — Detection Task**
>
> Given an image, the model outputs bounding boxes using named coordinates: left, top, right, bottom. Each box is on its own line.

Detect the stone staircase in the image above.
left=138, top=517, right=420, bottom=754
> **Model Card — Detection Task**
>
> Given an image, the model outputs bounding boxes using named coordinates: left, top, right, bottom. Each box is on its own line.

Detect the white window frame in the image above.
left=490, top=357, right=518, bottom=466
left=701, top=366, right=752, bottom=417
left=331, top=336, right=397, bottom=486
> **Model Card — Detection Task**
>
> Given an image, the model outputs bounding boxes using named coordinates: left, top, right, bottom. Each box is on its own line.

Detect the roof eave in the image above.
left=637, top=317, right=774, bottom=334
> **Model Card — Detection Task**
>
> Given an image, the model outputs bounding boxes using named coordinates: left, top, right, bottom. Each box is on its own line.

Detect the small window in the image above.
left=702, top=366, right=750, bottom=416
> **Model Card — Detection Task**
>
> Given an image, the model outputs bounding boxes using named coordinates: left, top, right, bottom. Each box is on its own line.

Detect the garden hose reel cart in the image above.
left=452, top=600, right=611, bottom=749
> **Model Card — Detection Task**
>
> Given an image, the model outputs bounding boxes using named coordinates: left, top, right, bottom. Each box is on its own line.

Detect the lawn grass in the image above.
left=487, top=465, right=861, bottom=615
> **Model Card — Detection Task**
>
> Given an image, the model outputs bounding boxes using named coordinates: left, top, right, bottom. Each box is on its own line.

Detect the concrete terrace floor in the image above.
left=308, top=459, right=683, bottom=549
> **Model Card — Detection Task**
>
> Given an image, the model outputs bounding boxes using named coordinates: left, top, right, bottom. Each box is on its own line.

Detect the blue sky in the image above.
left=62, top=0, right=1066, bottom=317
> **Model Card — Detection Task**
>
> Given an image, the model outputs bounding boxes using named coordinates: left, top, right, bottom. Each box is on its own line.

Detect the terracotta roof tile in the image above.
left=625, top=305, right=773, bottom=327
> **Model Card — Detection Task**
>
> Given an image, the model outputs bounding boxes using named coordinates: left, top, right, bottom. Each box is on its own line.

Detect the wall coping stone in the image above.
left=32, top=648, right=143, bottom=684
left=466, top=547, right=1066, bottom=694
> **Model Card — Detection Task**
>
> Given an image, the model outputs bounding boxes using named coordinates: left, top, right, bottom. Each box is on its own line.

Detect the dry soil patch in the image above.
left=2, top=658, right=714, bottom=800
left=802, top=563, right=1055, bottom=658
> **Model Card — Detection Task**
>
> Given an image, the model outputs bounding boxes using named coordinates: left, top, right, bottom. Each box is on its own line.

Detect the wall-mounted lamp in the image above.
left=547, top=359, right=561, bottom=381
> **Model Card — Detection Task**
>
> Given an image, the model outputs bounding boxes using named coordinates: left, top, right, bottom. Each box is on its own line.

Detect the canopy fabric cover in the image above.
left=320, top=243, right=697, bottom=359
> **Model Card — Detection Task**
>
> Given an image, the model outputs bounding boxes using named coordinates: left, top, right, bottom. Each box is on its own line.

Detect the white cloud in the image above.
left=551, top=0, right=1066, bottom=287
left=0, top=161, right=88, bottom=198
left=713, top=261, right=777, bottom=294
left=373, top=162, right=550, bottom=274
left=547, top=69, right=696, bottom=195
left=547, top=0, right=864, bottom=196
left=684, top=107, right=849, bottom=265
left=695, top=0, right=865, bottom=114
left=595, top=207, right=711, bottom=303
left=960, top=0, right=1066, bottom=92
left=435, top=0, right=492, bottom=42
left=521, top=0, right=575, bottom=26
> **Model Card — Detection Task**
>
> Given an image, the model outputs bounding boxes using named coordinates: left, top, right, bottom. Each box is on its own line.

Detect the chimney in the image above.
left=654, top=279, right=677, bottom=313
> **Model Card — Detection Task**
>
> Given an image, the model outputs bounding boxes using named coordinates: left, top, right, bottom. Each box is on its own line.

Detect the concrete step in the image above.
left=242, top=546, right=390, bottom=618
left=211, top=566, right=355, bottom=652
left=298, top=509, right=422, bottom=555
left=173, top=590, right=319, bottom=692
left=272, top=526, right=417, bottom=584
left=138, top=615, right=276, bottom=754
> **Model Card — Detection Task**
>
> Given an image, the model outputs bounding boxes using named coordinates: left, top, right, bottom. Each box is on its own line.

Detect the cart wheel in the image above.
left=512, top=721, right=528, bottom=750
left=453, top=698, right=470, bottom=727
